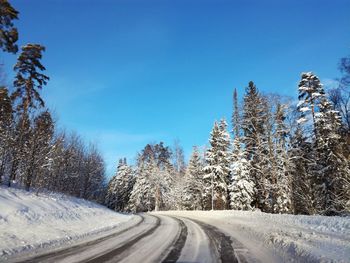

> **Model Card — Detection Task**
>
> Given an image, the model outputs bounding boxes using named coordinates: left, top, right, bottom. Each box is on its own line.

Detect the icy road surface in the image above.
left=6, top=213, right=257, bottom=263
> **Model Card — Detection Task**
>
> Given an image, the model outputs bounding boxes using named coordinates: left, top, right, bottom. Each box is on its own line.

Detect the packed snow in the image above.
left=157, top=210, right=350, bottom=262
left=0, top=186, right=134, bottom=260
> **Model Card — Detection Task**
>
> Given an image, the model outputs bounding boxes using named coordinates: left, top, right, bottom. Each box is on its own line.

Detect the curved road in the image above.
left=10, top=214, right=254, bottom=263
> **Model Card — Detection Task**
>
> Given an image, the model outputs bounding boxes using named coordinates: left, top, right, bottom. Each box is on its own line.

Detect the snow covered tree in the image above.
left=105, top=159, right=135, bottom=212
left=204, top=119, right=231, bottom=210
left=127, top=142, right=174, bottom=212
left=241, top=81, right=271, bottom=211
left=25, top=110, right=54, bottom=191
left=182, top=146, right=205, bottom=210
left=229, top=137, right=254, bottom=210
left=314, top=95, right=350, bottom=214
left=297, top=72, right=350, bottom=215
left=9, top=44, right=49, bottom=188
left=0, top=87, right=13, bottom=183
left=297, top=72, right=325, bottom=138
left=127, top=157, right=157, bottom=212
left=290, top=125, right=315, bottom=214
left=272, top=104, right=292, bottom=213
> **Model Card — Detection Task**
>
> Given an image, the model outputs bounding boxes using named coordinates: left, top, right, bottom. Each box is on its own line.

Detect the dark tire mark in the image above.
left=190, top=218, right=237, bottom=263
left=20, top=214, right=145, bottom=263
left=162, top=217, right=188, bottom=263
left=85, top=214, right=161, bottom=263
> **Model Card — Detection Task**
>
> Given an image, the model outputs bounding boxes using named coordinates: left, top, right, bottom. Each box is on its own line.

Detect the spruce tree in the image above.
left=314, top=95, right=350, bottom=214
left=241, top=81, right=270, bottom=211
left=297, top=72, right=350, bottom=215
left=204, top=119, right=231, bottom=210
left=229, top=137, right=254, bottom=210
left=182, top=146, right=205, bottom=210
left=105, top=159, right=135, bottom=212
left=127, top=158, right=157, bottom=212
left=290, top=125, right=315, bottom=214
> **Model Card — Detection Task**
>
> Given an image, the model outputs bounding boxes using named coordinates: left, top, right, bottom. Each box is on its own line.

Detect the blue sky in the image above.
left=2, top=0, right=350, bottom=177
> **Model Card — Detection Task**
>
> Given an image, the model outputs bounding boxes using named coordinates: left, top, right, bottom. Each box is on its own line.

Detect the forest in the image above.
left=1, top=0, right=349, bottom=216
left=0, top=0, right=106, bottom=202
left=106, top=67, right=350, bottom=216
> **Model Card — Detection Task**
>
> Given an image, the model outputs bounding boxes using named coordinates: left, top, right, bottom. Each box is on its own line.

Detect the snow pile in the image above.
left=160, top=210, right=350, bottom=262
left=0, top=186, right=133, bottom=259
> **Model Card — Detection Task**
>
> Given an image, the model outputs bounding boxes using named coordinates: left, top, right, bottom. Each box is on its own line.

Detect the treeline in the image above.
left=106, top=59, right=350, bottom=216
left=0, top=0, right=106, bottom=202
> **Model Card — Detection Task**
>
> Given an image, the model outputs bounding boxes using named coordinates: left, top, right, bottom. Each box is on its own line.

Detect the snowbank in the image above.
left=0, top=186, right=133, bottom=260
left=160, top=210, right=350, bottom=262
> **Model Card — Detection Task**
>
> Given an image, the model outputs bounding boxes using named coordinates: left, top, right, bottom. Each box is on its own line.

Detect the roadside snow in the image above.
left=159, top=210, right=350, bottom=263
left=0, top=186, right=133, bottom=260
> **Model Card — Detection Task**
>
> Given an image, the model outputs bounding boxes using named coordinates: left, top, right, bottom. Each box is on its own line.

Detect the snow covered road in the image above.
left=7, top=213, right=254, bottom=263
left=4, top=206, right=349, bottom=262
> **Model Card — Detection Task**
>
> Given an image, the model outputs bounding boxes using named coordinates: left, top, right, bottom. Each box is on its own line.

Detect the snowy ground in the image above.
left=0, top=186, right=134, bottom=261
left=157, top=210, right=350, bottom=263
left=1, top=188, right=349, bottom=263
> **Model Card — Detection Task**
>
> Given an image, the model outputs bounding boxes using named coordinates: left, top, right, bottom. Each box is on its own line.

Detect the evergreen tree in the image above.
left=9, top=44, right=49, bottom=188
left=290, top=125, right=315, bottom=214
left=182, top=146, right=205, bottom=210
left=314, top=95, right=350, bottom=214
left=232, top=88, right=240, bottom=137
left=127, top=157, right=157, bottom=212
left=229, top=137, right=254, bottom=210
left=127, top=142, right=174, bottom=212
left=25, top=110, right=54, bottom=191
left=0, top=87, right=12, bottom=183
left=105, top=159, right=135, bottom=212
left=0, top=0, right=19, bottom=54
left=204, top=119, right=231, bottom=210
left=297, top=72, right=350, bottom=215
left=273, top=104, right=292, bottom=213
left=241, top=81, right=270, bottom=211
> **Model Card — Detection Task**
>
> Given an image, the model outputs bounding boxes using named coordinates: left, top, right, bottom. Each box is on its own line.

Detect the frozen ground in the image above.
left=1, top=187, right=349, bottom=262
left=0, top=186, right=134, bottom=261
left=158, top=210, right=350, bottom=263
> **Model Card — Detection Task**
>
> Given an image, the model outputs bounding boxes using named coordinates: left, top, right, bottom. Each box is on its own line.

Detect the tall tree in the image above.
left=273, top=104, right=292, bottom=213
left=314, top=94, right=350, bottom=214
left=229, top=137, right=255, bottom=210
left=204, top=119, right=231, bottom=210
left=12, top=44, right=49, bottom=114
left=9, top=44, right=49, bottom=187
left=0, top=0, right=19, bottom=54
left=241, top=81, right=270, bottom=211
left=25, top=110, right=54, bottom=191
left=0, top=87, right=12, bottom=183
left=232, top=88, right=240, bottom=137
left=105, top=159, right=135, bottom=212
left=182, top=146, right=205, bottom=210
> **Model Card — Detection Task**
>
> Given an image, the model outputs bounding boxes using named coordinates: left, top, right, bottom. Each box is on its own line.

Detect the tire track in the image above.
left=161, top=217, right=188, bottom=263
left=18, top=214, right=145, bottom=263
left=187, top=218, right=241, bottom=263
left=168, top=215, right=216, bottom=263
left=84, top=214, right=161, bottom=263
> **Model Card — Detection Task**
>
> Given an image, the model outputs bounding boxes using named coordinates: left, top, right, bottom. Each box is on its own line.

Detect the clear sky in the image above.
left=2, top=0, right=350, bottom=177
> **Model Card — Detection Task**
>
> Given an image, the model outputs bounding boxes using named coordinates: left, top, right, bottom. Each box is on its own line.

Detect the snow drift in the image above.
left=0, top=186, right=133, bottom=260
left=159, top=210, right=350, bottom=262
